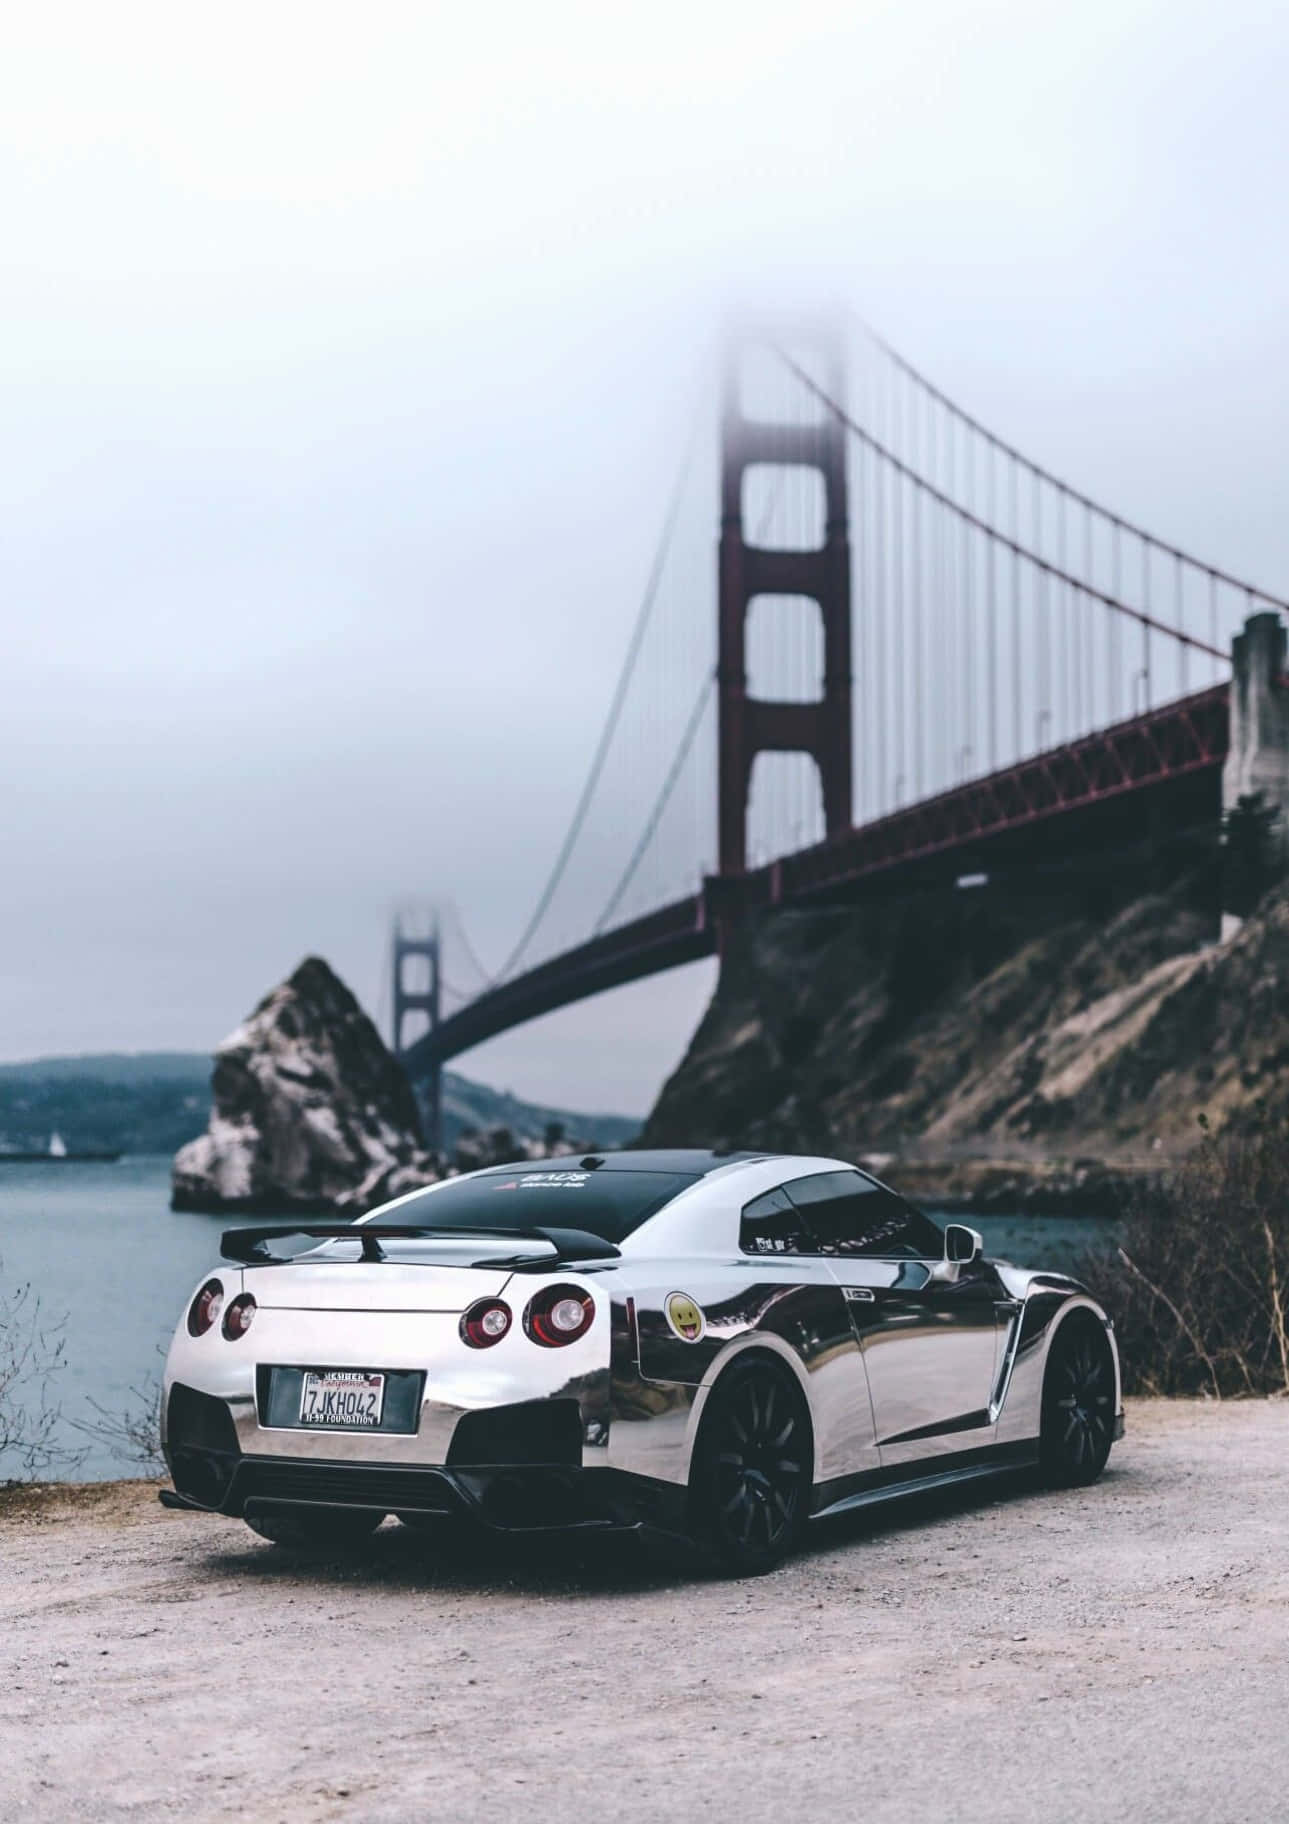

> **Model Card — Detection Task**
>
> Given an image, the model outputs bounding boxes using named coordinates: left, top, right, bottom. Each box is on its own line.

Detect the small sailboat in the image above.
left=0, top=1130, right=121, bottom=1164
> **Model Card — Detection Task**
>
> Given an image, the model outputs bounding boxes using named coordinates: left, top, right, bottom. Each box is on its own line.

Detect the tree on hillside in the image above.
left=1222, top=791, right=1281, bottom=920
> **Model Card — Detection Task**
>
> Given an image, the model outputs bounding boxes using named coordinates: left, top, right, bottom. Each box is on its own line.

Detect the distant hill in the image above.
left=0, top=1054, right=213, bottom=1157
left=0, top=1052, right=639, bottom=1158
left=0, top=1052, right=216, bottom=1087
left=441, top=1075, right=638, bottom=1150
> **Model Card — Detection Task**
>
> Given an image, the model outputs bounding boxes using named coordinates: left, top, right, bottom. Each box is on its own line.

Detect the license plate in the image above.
left=298, top=1370, right=386, bottom=1429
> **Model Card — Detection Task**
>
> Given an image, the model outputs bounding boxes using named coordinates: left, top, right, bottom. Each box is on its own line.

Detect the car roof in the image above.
left=471, top=1148, right=768, bottom=1177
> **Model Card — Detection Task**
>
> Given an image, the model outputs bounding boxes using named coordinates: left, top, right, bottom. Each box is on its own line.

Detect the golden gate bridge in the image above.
left=391, top=314, right=1289, bottom=1146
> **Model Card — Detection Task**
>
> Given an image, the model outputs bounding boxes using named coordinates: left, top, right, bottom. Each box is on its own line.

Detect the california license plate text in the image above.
left=299, top=1371, right=386, bottom=1428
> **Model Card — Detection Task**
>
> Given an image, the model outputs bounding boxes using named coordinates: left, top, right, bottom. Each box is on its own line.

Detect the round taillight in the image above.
left=187, top=1278, right=224, bottom=1338
left=524, top=1285, right=595, bottom=1347
left=461, top=1299, right=512, bottom=1348
left=222, top=1294, right=256, bottom=1340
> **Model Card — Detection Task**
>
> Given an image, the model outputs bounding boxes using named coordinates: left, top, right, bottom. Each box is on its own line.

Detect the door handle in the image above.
left=842, top=1286, right=876, bottom=1303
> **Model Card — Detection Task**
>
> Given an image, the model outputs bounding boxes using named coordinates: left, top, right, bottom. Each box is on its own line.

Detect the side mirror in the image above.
left=945, top=1223, right=983, bottom=1266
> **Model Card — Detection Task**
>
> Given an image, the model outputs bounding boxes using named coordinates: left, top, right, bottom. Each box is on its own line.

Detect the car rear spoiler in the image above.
left=219, top=1223, right=622, bottom=1269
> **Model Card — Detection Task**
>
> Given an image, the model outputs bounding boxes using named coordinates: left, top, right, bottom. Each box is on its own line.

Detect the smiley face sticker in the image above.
left=665, top=1292, right=706, bottom=1343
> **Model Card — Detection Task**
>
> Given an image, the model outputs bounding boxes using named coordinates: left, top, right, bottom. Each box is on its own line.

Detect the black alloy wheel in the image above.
left=1039, top=1315, right=1116, bottom=1488
left=244, top=1505, right=385, bottom=1549
left=689, top=1359, right=812, bottom=1576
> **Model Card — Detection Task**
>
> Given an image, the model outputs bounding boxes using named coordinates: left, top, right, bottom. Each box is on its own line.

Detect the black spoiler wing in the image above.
left=219, top=1223, right=622, bottom=1269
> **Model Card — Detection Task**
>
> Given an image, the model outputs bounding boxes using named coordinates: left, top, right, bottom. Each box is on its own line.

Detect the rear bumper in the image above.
left=162, top=1449, right=686, bottom=1536
left=163, top=1377, right=686, bottom=1533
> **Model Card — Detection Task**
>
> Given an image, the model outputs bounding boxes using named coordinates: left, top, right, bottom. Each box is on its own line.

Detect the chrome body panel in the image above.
left=622, top=1256, right=877, bottom=1486
left=160, top=1151, right=1123, bottom=1532
left=825, top=1256, right=1003, bottom=1468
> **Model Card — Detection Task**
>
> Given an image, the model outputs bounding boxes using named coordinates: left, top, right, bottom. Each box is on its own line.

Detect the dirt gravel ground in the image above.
left=2, top=1398, right=1288, bottom=1824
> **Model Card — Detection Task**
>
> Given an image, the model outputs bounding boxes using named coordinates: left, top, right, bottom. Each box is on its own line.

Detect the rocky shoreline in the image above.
left=885, top=1154, right=1145, bottom=1217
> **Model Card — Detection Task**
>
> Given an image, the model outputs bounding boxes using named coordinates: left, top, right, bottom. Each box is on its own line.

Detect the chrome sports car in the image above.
left=160, top=1150, right=1123, bottom=1574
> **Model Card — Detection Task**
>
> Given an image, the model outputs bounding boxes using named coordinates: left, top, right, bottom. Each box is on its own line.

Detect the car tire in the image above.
left=1039, top=1313, right=1117, bottom=1488
left=244, top=1506, right=385, bottom=1549
left=687, top=1357, right=812, bottom=1577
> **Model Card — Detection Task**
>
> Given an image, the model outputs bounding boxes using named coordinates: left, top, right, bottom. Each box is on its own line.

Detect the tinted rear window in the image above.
left=375, top=1168, right=698, bottom=1245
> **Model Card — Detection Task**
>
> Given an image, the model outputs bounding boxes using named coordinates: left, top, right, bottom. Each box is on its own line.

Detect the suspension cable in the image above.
left=849, top=306, right=1289, bottom=612
left=592, top=674, right=714, bottom=934
left=485, top=406, right=702, bottom=983
left=441, top=901, right=495, bottom=989
left=776, top=349, right=1230, bottom=663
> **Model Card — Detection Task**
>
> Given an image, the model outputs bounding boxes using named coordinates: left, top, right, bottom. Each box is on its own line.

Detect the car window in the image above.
left=782, top=1171, right=944, bottom=1259
left=374, top=1169, right=699, bottom=1245
left=739, top=1186, right=814, bottom=1255
left=897, top=1201, right=946, bottom=1259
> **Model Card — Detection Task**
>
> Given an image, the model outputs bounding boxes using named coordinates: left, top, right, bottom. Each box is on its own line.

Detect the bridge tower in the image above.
left=717, top=324, right=852, bottom=879
left=391, top=918, right=442, bottom=1152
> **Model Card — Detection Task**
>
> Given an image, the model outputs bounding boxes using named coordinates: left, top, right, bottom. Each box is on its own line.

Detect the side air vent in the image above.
left=166, top=1383, right=241, bottom=1508
left=166, top=1382, right=240, bottom=1456
left=447, top=1399, right=583, bottom=1467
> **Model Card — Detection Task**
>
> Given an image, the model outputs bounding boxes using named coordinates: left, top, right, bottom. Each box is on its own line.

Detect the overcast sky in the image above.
left=3, top=1, right=1288, bottom=1114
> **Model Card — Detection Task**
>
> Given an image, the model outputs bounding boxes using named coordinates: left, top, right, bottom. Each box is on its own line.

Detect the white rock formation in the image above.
left=172, top=957, right=439, bottom=1213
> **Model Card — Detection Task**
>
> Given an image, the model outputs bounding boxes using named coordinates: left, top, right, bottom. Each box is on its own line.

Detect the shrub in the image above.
left=71, top=1381, right=164, bottom=1474
left=1081, top=1116, right=1289, bottom=1397
left=0, top=1267, right=83, bottom=1484
left=1223, top=790, right=1281, bottom=919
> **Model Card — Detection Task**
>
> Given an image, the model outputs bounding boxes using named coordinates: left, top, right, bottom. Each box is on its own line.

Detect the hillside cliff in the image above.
left=641, top=870, right=1289, bottom=1203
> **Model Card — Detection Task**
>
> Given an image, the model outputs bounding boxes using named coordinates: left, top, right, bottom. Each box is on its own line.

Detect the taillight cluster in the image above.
left=524, top=1286, right=594, bottom=1346
left=186, top=1279, right=256, bottom=1340
left=460, top=1286, right=595, bottom=1349
left=222, top=1294, right=256, bottom=1340
left=187, top=1279, right=595, bottom=1351
left=460, top=1299, right=512, bottom=1348
left=187, top=1278, right=224, bottom=1337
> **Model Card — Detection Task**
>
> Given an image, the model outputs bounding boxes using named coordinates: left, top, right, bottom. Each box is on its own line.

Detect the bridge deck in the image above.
left=403, top=893, right=714, bottom=1070
left=772, top=682, right=1228, bottom=902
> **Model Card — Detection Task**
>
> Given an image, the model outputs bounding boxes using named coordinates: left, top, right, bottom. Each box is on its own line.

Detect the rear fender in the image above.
left=605, top=1324, right=819, bottom=1491
left=683, top=1334, right=819, bottom=1489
